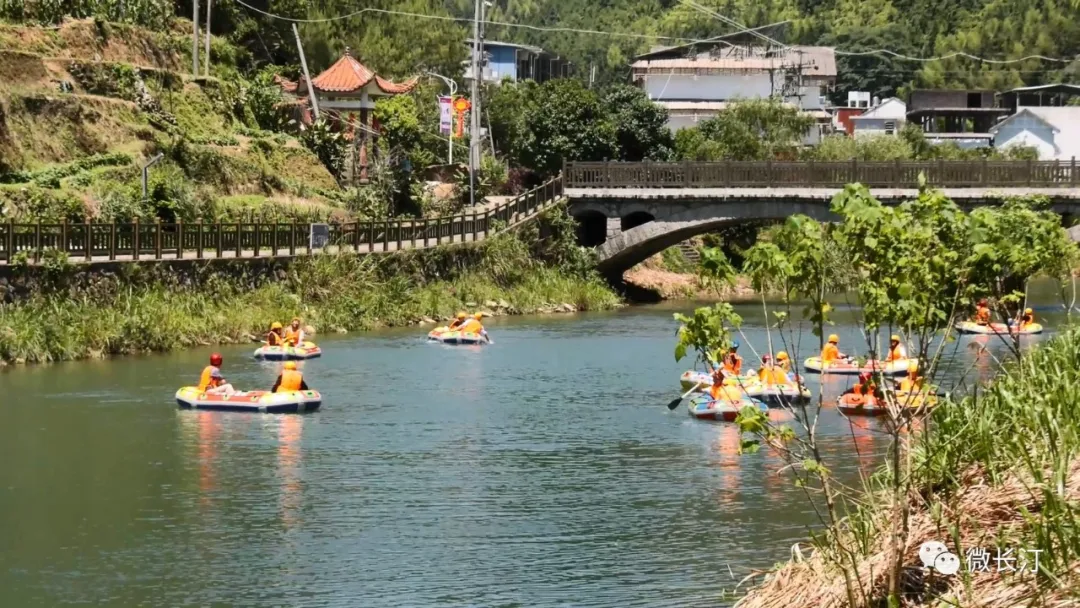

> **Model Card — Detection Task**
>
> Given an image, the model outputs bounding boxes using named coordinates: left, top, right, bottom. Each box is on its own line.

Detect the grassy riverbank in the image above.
left=738, top=331, right=1080, bottom=607
left=0, top=214, right=621, bottom=365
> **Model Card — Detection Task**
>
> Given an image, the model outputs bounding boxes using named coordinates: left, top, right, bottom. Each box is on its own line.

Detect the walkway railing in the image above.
left=0, top=177, right=564, bottom=264
left=564, top=160, right=1080, bottom=189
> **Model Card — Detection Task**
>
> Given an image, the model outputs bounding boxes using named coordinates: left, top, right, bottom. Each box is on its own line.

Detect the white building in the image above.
left=991, top=106, right=1080, bottom=161
left=630, top=39, right=836, bottom=144
left=851, top=97, right=907, bottom=138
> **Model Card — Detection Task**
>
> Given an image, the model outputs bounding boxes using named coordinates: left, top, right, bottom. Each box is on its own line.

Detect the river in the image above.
left=0, top=296, right=1065, bottom=607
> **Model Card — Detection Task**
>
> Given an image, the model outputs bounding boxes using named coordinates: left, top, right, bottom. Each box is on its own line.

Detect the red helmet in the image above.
left=858, top=372, right=871, bottom=383
left=979, top=298, right=988, bottom=306
left=210, top=353, right=223, bottom=366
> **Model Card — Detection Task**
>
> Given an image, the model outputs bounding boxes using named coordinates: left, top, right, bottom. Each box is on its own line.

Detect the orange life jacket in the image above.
left=886, top=344, right=906, bottom=362
left=267, top=331, right=282, bottom=346
left=821, top=343, right=840, bottom=364
left=284, top=327, right=302, bottom=345
left=975, top=306, right=991, bottom=325
left=198, top=365, right=217, bottom=391
left=723, top=353, right=743, bottom=375
left=459, top=319, right=483, bottom=333
left=276, top=370, right=304, bottom=392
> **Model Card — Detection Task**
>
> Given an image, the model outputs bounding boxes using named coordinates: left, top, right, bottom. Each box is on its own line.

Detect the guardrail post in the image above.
left=604, top=160, right=611, bottom=187
left=196, top=220, right=204, bottom=259
left=1027, top=158, right=1033, bottom=186
left=85, top=219, right=92, bottom=261
left=850, top=158, right=857, bottom=185
left=176, top=219, right=183, bottom=259
left=1072, top=157, right=1077, bottom=185
left=33, top=222, right=41, bottom=263
left=235, top=222, right=243, bottom=258
left=132, top=217, right=139, bottom=261
left=253, top=222, right=261, bottom=257
left=5, top=219, right=12, bottom=263
left=766, top=160, right=773, bottom=186
left=483, top=210, right=490, bottom=239
left=217, top=222, right=224, bottom=258
left=982, top=157, right=987, bottom=185
left=288, top=221, right=296, bottom=256
left=271, top=220, right=278, bottom=256
left=60, top=219, right=68, bottom=257
left=154, top=219, right=162, bottom=259
left=937, top=159, right=944, bottom=185
left=109, top=222, right=116, bottom=260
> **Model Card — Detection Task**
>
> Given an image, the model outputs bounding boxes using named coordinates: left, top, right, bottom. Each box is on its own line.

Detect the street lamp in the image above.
left=427, top=71, right=457, bottom=166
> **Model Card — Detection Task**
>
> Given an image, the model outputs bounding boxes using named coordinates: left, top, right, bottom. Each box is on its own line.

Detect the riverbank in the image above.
left=0, top=218, right=621, bottom=365
left=736, top=331, right=1080, bottom=607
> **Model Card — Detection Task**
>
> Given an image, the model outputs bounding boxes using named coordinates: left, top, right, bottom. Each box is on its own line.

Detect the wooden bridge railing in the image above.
left=563, top=160, right=1080, bottom=189
left=0, top=176, right=564, bottom=264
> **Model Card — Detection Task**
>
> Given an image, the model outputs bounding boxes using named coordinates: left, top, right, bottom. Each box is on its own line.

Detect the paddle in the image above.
left=667, top=382, right=705, bottom=410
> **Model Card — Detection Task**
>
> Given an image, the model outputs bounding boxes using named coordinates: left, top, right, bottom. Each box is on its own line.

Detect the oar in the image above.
left=667, top=382, right=705, bottom=410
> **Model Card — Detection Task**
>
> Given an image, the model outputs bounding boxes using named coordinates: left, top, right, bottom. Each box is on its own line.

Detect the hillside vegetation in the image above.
left=0, top=18, right=343, bottom=225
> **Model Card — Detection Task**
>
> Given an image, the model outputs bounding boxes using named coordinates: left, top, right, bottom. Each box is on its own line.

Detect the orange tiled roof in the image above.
left=310, top=48, right=418, bottom=95
left=273, top=74, right=298, bottom=93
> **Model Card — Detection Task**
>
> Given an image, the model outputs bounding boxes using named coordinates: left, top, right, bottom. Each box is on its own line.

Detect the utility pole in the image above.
left=468, top=0, right=482, bottom=207
left=293, top=24, right=320, bottom=121
left=204, top=0, right=212, bottom=76
left=191, top=0, right=200, bottom=77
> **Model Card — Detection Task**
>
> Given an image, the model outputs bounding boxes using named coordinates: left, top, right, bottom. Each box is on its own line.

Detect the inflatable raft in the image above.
left=175, top=387, right=322, bottom=413
left=427, top=327, right=489, bottom=345
left=253, top=341, right=322, bottom=360
left=803, top=356, right=911, bottom=376
left=955, top=321, right=1043, bottom=335
left=679, top=370, right=762, bottom=392
left=686, top=394, right=768, bottom=422
left=748, top=382, right=812, bottom=404
left=836, top=392, right=937, bottom=416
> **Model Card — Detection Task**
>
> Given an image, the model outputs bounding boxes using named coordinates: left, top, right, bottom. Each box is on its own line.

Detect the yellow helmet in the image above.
left=828, top=334, right=839, bottom=344
left=1025, top=308, right=1033, bottom=314
left=890, top=334, right=900, bottom=342
left=456, top=311, right=467, bottom=319
left=776, top=351, right=789, bottom=361
left=291, top=317, right=301, bottom=324
left=271, top=321, right=283, bottom=330
left=283, top=361, right=298, bottom=370
left=908, top=361, right=919, bottom=373
left=473, top=312, right=484, bottom=319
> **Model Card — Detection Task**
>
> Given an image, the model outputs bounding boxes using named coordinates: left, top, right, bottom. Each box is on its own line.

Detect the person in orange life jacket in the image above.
left=448, top=311, right=468, bottom=330
left=757, top=354, right=787, bottom=386
left=284, top=318, right=305, bottom=346
left=722, top=341, right=743, bottom=375
left=885, top=335, right=907, bottom=362
left=205, top=367, right=236, bottom=395
left=459, top=312, right=491, bottom=342
left=973, top=299, right=991, bottom=325
left=272, top=361, right=309, bottom=393
left=775, top=351, right=792, bottom=374
left=709, top=368, right=743, bottom=402
left=845, top=371, right=879, bottom=398
left=821, top=334, right=849, bottom=365
left=897, top=361, right=923, bottom=394
left=266, top=322, right=284, bottom=346
left=1019, top=307, right=1035, bottom=329
left=198, top=353, right=224, bottom=391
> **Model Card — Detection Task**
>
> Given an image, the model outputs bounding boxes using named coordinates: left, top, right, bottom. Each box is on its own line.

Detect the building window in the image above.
left=884, top=121, right=895, bottom=135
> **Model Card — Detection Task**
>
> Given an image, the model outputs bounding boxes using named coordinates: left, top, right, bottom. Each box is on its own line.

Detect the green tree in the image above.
left=675, top=99, right=814, bottom=161
left=515, top=79, right=617, bottom=175
left=602, top=85, right=675, bottom=162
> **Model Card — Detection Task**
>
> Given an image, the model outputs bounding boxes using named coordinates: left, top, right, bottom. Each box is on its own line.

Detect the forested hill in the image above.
left=6, top=0, right=1080, bottom=98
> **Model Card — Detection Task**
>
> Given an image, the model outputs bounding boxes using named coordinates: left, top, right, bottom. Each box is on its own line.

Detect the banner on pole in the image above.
left=438, top=96, right=452, bottom=134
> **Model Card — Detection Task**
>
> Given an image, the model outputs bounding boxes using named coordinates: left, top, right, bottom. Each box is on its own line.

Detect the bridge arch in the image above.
left=620, top=210, right=655, bottom=231
left=571, top=208, right=608, bottom=247
left=595, top=200, right=839, bottom=278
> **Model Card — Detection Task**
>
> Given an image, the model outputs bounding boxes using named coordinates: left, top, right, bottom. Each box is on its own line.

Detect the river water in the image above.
left=0, top=295, right=1065, bottom=607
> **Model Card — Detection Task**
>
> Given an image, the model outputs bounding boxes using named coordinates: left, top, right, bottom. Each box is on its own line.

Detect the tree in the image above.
left=602, top=85, right=675, bottom=162
left=515, top=79, right=617, bottom=175
left=675, top=99, right=814, bottom=161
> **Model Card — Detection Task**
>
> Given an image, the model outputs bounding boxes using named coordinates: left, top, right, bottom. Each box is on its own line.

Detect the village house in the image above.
left=851, top=96, right=907, bottom=138
left=462, top=39, right=572, bottom=84
left=629, top=34, right=836, bottom=144
left=906, top=89, right=1008, bottom=149
left=991, top=84, right=1080, bottom=161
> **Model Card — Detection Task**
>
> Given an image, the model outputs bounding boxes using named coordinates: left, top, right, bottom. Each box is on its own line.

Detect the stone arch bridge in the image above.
left=563, top=161, right=1080, bottom=279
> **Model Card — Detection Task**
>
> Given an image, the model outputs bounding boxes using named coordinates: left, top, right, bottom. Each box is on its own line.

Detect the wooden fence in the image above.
left=563, top=160, right=1080, bottom=189
left=0, top=177, right=563, bottom=264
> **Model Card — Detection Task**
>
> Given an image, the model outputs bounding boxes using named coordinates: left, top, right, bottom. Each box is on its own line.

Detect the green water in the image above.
left=0, top=298, right=1063, bottom=607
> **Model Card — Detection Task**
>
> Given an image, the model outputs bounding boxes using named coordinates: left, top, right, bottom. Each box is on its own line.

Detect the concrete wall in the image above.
left=643, top=74, right=774, bottom=101
left=854, top=117, right=903, bottom=137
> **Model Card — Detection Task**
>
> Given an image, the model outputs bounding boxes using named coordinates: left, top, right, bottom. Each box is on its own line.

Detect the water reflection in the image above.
left=277, top=415, right=303, bottom=533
